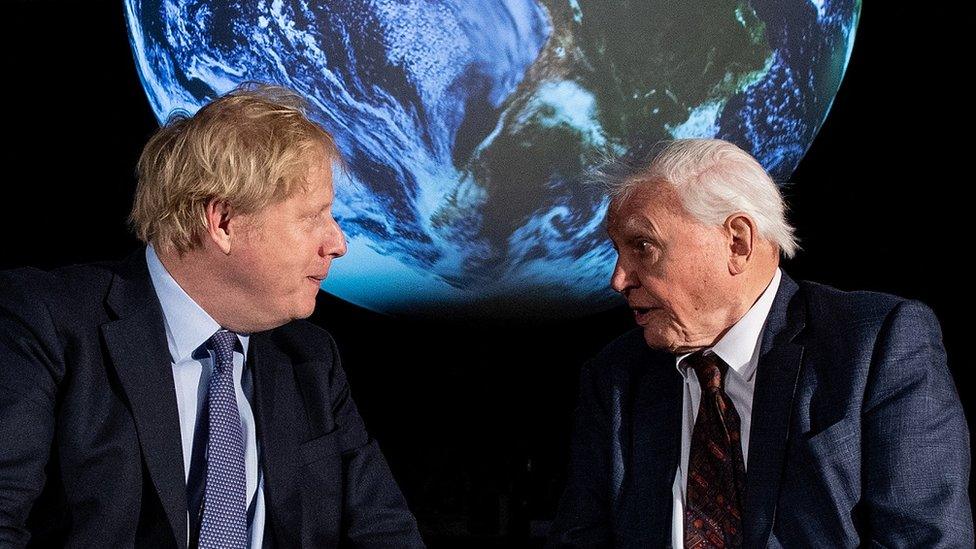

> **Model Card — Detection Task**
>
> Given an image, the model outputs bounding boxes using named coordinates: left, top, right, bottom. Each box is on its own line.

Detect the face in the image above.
left=606, top=183, right=739, bottom=353
left=228, top=152, right=347, bottom=330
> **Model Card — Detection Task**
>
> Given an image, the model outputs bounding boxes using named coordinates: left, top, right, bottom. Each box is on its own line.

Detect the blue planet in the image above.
left=125, top=0, right=860, bottom=317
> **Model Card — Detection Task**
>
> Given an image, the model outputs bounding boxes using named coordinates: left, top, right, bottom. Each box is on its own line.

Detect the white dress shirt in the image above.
left=669, top=268, right=781, bottom=548
left=146, top=246, right=265, bottom=548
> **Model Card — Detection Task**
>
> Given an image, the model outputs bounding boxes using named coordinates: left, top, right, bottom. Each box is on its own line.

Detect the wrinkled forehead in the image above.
left=605, top=180, right=679, bottom=231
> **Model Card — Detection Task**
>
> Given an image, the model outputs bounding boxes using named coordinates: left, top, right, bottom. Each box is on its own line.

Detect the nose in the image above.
left=320, top=218, right=347, bottom=259
left=610, top=255, right=636, bottom=294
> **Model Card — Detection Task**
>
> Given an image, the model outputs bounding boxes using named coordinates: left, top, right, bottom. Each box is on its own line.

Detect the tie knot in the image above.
left=684, top=351, right=728, bottom=392
left=208, top=330, right=238, bottom=369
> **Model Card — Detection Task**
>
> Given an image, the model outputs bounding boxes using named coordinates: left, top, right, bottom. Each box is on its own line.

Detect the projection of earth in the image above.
left=126, top=0, right=860, bottom=317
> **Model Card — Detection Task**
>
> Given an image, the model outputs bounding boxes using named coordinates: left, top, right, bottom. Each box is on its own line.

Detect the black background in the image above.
left=4, top=3, right=968, bottom=547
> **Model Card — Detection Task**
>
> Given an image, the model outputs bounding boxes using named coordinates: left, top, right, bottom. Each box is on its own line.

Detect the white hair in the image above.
left=605, top=138, right=799, bottom=258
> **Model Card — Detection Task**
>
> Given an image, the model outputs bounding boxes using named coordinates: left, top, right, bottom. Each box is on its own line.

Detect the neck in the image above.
left=698, top=263, right=779, bottom=352
left=156, top=246, right=250, bottom=332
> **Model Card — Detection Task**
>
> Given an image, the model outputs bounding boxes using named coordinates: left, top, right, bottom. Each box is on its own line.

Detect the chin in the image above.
left=278, top=298, right=317, bottom=323
left=641, top=325, right=682, bottom=353
left=641, top=326, right=669, bottom=351
left=293, top=301, right=317, bottom=319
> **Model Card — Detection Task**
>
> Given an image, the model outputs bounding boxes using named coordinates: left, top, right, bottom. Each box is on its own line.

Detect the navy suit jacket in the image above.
left=0, top=251, right=425, bottom=548
left=548, top=272, right=972, bottom=548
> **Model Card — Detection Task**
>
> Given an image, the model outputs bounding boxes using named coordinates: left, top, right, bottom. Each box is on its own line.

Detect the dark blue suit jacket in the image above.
left=548, top=272, right=972, bottom=548
left=0, top=251, right=425, bottom=548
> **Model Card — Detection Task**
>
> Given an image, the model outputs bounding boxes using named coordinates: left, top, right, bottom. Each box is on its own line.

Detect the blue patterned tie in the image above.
left=199, top=330, right=248, bottom=548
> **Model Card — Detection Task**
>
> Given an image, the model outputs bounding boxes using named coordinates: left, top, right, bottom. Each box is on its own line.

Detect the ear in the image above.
left=204, top=198, right=236, bottom=254
left=725, top=213, right=756, bottom=275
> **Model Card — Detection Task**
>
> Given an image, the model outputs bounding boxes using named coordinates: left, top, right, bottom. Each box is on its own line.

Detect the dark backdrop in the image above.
left=4, top=3, right=967, bottom=547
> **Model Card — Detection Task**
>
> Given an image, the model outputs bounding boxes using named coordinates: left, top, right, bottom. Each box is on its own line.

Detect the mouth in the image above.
left=630, top=305, right=658, bottom=325
left=307, top=275, right=327, bottom=284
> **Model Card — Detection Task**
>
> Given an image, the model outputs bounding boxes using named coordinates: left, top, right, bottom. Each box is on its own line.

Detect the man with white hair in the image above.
left=548, top=139, right=971, bottom=548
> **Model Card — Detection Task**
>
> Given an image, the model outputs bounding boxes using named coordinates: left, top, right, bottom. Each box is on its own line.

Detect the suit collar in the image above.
left=757, top=270, right=805, bottom=358
left=743, top=270, right=806, bottom=547
left=250, top=331, right=302, bottom=547
left=102, top=248, right=189, bottom=549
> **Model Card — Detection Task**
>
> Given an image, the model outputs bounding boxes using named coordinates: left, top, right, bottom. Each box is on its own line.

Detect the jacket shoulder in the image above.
left=796, top=279, right=925, bottom=332
left=586, top=326, right=670, bottom=389
left=591, top=328, right=652, bottom=368
left=266, top=319, right=340, bottom=364
left=0, top=261, right=120, bottom=320
left=791, top=279, right=945, bottom=388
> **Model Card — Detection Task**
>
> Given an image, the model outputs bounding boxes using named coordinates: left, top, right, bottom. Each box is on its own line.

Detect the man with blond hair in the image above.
left=0, top=84, right=424, bottom=548
left=548, top=139, right=971, bottom=547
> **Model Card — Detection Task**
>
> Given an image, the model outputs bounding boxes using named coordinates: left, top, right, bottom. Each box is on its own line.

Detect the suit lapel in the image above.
left=743, top=272, right=806, bottom=547
left=630, top=349, right=683, bottom=544
left=250, top=332, right=302, bottom=547
left=101, top=251, right=188, bottom=549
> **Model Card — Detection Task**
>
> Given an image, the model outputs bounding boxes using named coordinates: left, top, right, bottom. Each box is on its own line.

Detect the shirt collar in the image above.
left=145, top=245, right=249, bottom=363
left=675, top=268, right=782, bottom=382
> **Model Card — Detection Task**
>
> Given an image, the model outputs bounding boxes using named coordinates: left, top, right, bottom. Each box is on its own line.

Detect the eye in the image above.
left=302, top=206, right=330, bottom=223
left=635, top=239, right=654, bottom=253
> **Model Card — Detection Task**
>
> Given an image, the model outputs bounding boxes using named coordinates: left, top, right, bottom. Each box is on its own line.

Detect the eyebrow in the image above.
left=614, top=215, right=657, bottom=237
left=300, top=202, right=331, bottom=219
left=609, top=218, right=658, bottom=250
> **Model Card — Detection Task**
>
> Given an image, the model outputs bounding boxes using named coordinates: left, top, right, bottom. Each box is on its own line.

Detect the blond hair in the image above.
left=130, top=83, right=340, bottom=253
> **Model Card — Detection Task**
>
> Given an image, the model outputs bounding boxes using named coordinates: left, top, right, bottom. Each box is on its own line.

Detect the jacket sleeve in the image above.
left=0, top=272, right=63, bottom=547
left=861, top=300, right=972, bottom=547
left=547, top=361, right=613, bottom=548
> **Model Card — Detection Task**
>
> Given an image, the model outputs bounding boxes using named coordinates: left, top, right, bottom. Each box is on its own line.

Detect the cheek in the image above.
left=648, top=269, right=704, bottom=317
left=275, top=229, right=312, bottom=264
left=249, top=249, right=302, bottom=291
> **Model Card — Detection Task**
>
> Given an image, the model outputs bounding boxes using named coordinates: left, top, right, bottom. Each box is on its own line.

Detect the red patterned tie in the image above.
left=684, top=351, right=746, bottom=549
